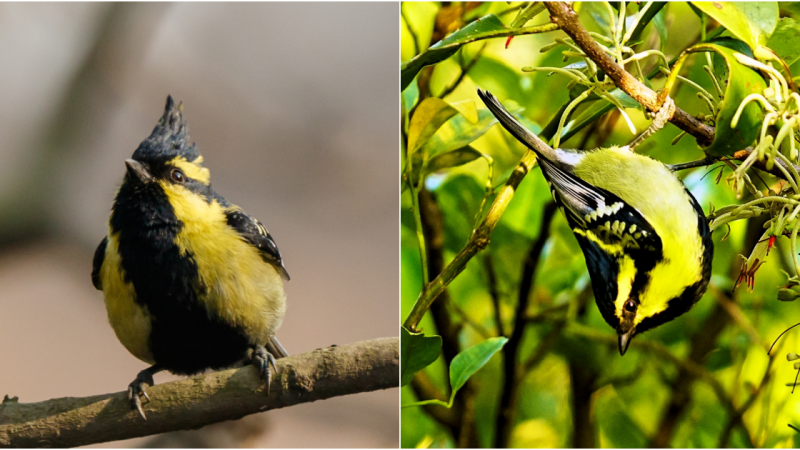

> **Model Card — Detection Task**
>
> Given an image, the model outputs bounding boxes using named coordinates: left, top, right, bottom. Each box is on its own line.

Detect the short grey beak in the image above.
left=125, top=159, right=152, bottom=183
left=618, top=329, right=634, bottom=356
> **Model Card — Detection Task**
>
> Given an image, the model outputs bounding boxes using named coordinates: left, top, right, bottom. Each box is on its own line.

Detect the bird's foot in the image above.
left=128, top=365, right=161, bottom=420
left=251, top=344, right=278, bottom=394
left=628, top=96, right=676, bottom=151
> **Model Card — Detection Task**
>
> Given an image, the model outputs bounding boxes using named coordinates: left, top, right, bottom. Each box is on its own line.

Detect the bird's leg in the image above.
left=128, top=364, right=163, bottom=420
left=250, top=344, right=278, bottom=394
left=266, top=335, right=289, bottom=359
left=627, top=96, right=676, bottom=151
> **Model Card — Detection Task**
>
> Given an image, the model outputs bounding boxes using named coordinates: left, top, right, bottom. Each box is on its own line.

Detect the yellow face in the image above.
left=167, top=155, right=210, bottom=185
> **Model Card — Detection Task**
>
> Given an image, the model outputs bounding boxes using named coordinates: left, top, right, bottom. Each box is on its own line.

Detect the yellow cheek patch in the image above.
left=613, top=256, right=636, bottom=319
left=170, top=156, right=210, bottom=185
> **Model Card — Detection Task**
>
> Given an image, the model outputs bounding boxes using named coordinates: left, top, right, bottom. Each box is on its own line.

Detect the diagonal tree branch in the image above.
left=0, top=338, right=398, bottom=448
left=543, top=2, right=800, bottom=181
left=543, top=2, right=714, bottom=144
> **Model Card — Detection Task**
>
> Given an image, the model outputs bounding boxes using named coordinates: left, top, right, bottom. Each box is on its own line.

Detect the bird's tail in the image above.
left=267, top=335, right=289, bottom=358
left=476, top=89, right=558, bottom=160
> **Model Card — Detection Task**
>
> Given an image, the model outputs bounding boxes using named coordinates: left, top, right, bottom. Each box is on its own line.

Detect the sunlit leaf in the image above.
left=407, top=98, right=458, bottom=157
left=450, top=99, right=478, bottom=124
left=402, top=14, right=509, bottom=91
left=690, top=2, right=778, bottom=50
left=509, top=419, right=561, bottom=448
left=421, top=108, right=499, bottom=159
left=468, top=56, right=528, bottom=102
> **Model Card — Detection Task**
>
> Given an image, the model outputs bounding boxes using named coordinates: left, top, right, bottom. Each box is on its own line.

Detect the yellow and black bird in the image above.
left=92, top=96, right=289, bottom=418
left=478, top=89, right=713, bottom=355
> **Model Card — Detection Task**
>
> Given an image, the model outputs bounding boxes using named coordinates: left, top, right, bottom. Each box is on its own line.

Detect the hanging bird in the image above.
left=478, top=89, right=713, bottom=355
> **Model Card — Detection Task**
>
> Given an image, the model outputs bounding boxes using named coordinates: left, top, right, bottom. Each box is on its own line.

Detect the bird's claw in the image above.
left=251, top=345, right=278, bottom=395
left=127, top=369, right=156, bottom=420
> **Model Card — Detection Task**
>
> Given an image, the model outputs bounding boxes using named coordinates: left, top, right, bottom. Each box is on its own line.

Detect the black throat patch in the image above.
left=110, top=177, right=251, bottom=375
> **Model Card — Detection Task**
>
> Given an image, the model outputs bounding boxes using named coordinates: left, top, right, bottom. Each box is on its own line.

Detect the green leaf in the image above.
left=628, top=1, right=668, bottom=43
left=449, top=336, right=508, bottom=400
left=781, top=2, right=800, bottom=21
left=467, top=56, right=528, bottom=102
left=510, top=2, right=545, bottom=28
left=402, top=80, right=420, bottom=116
left=560, top=88, right=640, bottom=143
left=407, top=98, right=458, bottom=157
left=651, top=4, right=668, bottom=50
left=425, top=147, right=483, bottom=175
left=767, top=17, right=800, bottom=65
left=688, top=42, right=767, bottom=157
left=595, top=388, right=648, bottom=448
left=401, top=14, right=508, bottom=91
left=690, top=2, right=778, bottom=50
left=705, top=345, right=734, bottom=370
left=403, top=107, right=499, bottom=190
left=450, top=99, right=478, bottom=124
left=434, top=175, right=487, bottom=253
left=421, top=108, right=499, bottom=159
left=401, top=327, right=442, bottom=386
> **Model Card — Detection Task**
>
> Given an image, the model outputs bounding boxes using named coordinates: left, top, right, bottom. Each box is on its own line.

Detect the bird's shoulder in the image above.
left=224, top=206, right=290, bottom=281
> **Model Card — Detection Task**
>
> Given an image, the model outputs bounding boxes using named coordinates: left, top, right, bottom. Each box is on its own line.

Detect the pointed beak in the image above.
left=125, top=159, right=153, bottom=184
left=618, top=329, right=634, bottom=356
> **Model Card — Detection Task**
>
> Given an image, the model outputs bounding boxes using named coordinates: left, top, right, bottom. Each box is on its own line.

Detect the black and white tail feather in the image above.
left=477, top=89, right=653, bottom=238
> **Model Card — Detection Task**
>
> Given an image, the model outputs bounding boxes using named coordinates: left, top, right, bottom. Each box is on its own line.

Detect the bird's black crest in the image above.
left=132, top=95, right=201, bottom=163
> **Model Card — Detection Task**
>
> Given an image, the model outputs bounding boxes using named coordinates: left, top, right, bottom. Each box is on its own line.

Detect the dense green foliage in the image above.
left=401, top=2, right=800, bottom=447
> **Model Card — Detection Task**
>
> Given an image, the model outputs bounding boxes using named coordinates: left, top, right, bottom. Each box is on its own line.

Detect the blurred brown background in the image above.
left=0, top=3, right=398, bottom=447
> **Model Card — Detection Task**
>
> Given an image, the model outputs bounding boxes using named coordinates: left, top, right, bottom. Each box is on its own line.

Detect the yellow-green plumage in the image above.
left=574, top=147, right=707, bottom=327
left=478, top=89, right=713, bottom=355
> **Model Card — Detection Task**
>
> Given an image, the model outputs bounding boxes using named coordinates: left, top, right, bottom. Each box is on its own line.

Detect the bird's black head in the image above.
left=122, top=96, right=212, bottom=196
left=133, top=95, right=201, bottom=165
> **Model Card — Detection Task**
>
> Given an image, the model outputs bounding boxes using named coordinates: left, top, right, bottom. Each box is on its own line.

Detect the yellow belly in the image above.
left=100, top=234, right=155, bottom=364
left=100, top=192, right=287, bottom=363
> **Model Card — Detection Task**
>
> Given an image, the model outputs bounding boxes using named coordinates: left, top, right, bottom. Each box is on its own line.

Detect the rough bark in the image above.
left=0, top=338, right=398, bottom=448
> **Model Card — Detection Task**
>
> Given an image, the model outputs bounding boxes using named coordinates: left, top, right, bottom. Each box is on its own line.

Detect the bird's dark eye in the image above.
left=170, top=168, right=185, bottom=183
left=624, top=300, right=636, bottom=313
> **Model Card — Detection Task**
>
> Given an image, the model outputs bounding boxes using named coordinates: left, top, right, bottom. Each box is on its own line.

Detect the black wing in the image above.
left=538, top=157, right=661, bottom=254
left=575, top=233, right=620, bottom=328
left=92, top=236, right=108, bottom=290
left=225, top=207, right=290, bottom=281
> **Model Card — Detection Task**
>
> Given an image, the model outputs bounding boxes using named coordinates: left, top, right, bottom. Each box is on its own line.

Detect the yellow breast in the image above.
left=162, top=183, right=287, bottom=343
